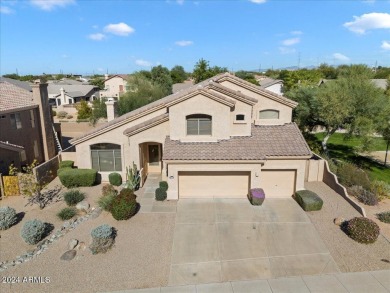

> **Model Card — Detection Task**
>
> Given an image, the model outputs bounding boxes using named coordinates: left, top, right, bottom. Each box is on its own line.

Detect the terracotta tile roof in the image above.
left=123, top=113, right=169, bottom=136
left=0, top=80, right=37, bottom=113
left=163, top=123, right=311, bottom=161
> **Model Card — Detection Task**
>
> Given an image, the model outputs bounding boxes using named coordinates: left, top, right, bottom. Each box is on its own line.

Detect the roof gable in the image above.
left=0, top=80, right=37, bottom=113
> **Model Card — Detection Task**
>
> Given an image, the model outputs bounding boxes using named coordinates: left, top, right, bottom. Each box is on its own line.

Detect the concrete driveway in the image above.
left=169, top=198, right=339, bottom=286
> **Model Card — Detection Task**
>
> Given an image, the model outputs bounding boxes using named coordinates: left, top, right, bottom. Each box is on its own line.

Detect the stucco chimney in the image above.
left=32, top=80, right=56, bottom=160
left=105, top=98, right=118, bottom=122
left=60, top=87, right=66, bottom=105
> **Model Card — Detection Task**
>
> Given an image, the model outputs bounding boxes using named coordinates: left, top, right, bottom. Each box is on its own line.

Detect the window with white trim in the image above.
left=259, top=110, right=279, bottom=119
left=186, top=114, right=212, bottom=135
left=91, top=143, right=122, bottom=172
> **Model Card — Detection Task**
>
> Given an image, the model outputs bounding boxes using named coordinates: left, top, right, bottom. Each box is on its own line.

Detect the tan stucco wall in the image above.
left=219, top=80, right=292, bottom=125
left=169, top=94, right=231, bottom=142
left=101, top=77, right=127, bottom=99
left=264, top=83, right=283, bottom=95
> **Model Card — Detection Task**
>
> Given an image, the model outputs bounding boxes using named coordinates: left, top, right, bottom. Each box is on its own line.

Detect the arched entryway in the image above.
left=139, top=142, right=163, bottom=178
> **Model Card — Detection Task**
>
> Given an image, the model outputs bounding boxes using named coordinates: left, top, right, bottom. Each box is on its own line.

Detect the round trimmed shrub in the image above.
left=159, top=181, right=168, bottom=191
left=109, top=172, right=122, bottom=186
left=57, top=207, right=77, bottom=220
left=377, top=211, right=390, bottom=224
left=0, top=206, right=17, bottom=230
left=346, top=217, right=380, bottom=244
left=63, top=189, right=85, bottom=206
left=59, top=160, right=74, bottom=169
left=110, top=192, right=138, bottom=221
left=91, top=224, right=113, bottom=239
left=119, top=188, right=137, bottom=200
left=90, top=224, right=115, bottom=254
left=155, top=187, right=167, bottom=201
left=21, top=219, right=46, bottom=245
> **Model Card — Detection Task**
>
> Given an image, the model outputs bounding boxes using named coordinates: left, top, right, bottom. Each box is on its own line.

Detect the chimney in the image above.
left=104, top=74, right=109, bottom=80
left=32, top=80, right=57, bottom=160
left=105, top=98, right=118, bottom=122
left=60, top=87, right=66, bottom=105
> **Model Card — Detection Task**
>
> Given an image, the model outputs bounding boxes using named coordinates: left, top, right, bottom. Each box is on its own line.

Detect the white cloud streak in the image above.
left=282, top=38, right=300, bottom=46
left=291, top=30, right=303, bottom=35
left=88, top=33, right=106, bottom=41
left=0, top=6, right=14, bottom=14
left=249, top=0, right=267, bottom=3
left=30, top=0, right=75, bottom=11
left=333, top=53, right=350, bottom=62
left=279, top=47, right=296, bottom=54
left=381, top=41, right=390, bottom=50
left=344, top=12, right=390, bottom=34
left=135, top=59, right=152, bottom=67
left=104, top=22, right=135, bottom=36
left=175, top=40, right=194, bottom=46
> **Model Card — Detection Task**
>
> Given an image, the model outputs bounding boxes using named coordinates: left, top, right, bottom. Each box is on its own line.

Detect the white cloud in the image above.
left=30, top=0, right=75, bottom=11
left=249, top=0, right=267, bottom=3
left=291, top=30, right=303, bottom=35
left=176, top=0, right=184, bottom=4
left=88, top=33, right=106, bottom=41
left=104, top=22, right=135, bottom=36
left=344, top=12, right=390, bottom=34
left=381, top=41, right=390, bottom=50
left=135, top=59, right=152, bottom=67
left=279, top=47, right=296, bottom=54
left=282, top=38, right=300, bottom=46
left=0, top=6, right=14, bottom=14
left=333, top=53, right=350, bottom=62
left=92, top=25, right=98, bottom=29
left=175, top=40, right=193, bottom=46
left=61, top=54, right=68, bottom=58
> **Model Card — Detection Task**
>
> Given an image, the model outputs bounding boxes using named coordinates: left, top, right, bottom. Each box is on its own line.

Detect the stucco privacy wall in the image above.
left=219, top=80, right=292, bottom=125
left=169, top=94, right=231, bottom=142
left=74, top=108, right=167, bottom=181
left=166, top=163, right=262, bottom=200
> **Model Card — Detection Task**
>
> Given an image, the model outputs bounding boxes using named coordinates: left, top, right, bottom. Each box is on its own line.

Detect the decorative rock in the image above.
left=334, top=217, right=345, bottom=226
left=76, top=201, right=90, bottom=212
left=68, top=239, right=78, bottom=250
left=90, top=207, right=102, bottom=219
left=60, top=250, right=77, bottom=261
left=77, top=242, right=86, bottom=250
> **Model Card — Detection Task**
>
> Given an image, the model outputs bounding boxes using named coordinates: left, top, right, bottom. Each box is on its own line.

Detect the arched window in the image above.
left=90, top=143, right=122, bottom=171
left=186, top=114, right=212, bottom=135
left=259, top=110, right=279, bottom=119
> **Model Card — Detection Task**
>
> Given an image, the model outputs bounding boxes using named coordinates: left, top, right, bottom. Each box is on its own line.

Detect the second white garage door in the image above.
left=261, top=170, right=296, bottom=198
left=179, top=171, right=250, bottom=198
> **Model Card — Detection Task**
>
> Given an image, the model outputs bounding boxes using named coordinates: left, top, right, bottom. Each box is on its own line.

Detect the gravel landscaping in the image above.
left=304, top=182, right=390, bottom=272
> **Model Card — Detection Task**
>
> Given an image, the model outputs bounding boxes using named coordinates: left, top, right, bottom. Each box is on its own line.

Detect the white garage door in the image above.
left=179, top=171, right=250, bottom=198
left=261, top=170, right=296, bottom=198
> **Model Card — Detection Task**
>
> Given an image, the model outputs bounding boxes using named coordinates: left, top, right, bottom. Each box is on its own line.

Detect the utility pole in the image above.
left=298, top=52, right=301, bottom=69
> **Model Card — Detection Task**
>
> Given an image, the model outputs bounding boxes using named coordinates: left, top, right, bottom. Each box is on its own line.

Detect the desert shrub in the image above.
left=337, top=162, right=370, bottom=189
left=66, top=114, right=73, bottom=119
left=155, top=187, right=167, bottom=201
left=348, top=185, right=378, bottom=206
left=52, top=110, right=57, bottom=117
left=109, top=172, right=122, bottom=186
left=119, top=188, right=137, bottom=200
left=98, top=193, right=116, bottom=212
left=159, top=181, right=168, bottom=191
left=377, top=211, right=390, bottom=224
left=57, top=111, right=68, bottom=119
left=320, top=152, right=338, bottom=174
left=102, top=184, right=117, bottom=196
left=63, top=189, right=85, bottom=206
left=0, top=206, right=17, bottom=230
left=346, top=217, right=380, bottom=244
left=90, top=224, right=115, bottom=254
left=110, top=192, right=138, bottom=220
left=20, top=219, right=46, bottom=245
left=59, top=160, right=74, bottom=169
left=57, top=207, right=77, bottom=220
left=295, top=190, right=323, bottom=211
left=58, top=168, right=96, bottom=188
left=370, top=180, right=390, bottom=201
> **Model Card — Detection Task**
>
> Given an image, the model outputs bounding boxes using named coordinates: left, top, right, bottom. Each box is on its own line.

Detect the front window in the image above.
left=259, top=110, right=279, bottom=119
left=186, top=114, right=212, bottom=135
left=10, top=113, right=22, bottom=129
left=236, top=114, right=245, bottom=121
left=91, top=143, right=122, bottom=171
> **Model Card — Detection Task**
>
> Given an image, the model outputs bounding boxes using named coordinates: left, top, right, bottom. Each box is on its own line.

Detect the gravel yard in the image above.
left=304, top=182, right=390, bottom=273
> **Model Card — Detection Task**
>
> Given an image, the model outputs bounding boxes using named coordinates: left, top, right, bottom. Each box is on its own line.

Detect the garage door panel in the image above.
left=179, top=171, right=250, bottom=198
left=261, top=170, right=296, bottom=198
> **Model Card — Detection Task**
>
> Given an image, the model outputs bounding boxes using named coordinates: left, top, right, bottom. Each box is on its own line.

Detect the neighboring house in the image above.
left=100, top=74, right=129, bottom=99
left=68, top=73, right=312, bottom=200
left=0, top=78, right=59, bottom=174
left=255, top=76, right=284, bottom=95
left=172, top=80, right=194, bottom=93
left=47, top=81, right=99, bottom=107
left=318, top=78, right=388, bottom=91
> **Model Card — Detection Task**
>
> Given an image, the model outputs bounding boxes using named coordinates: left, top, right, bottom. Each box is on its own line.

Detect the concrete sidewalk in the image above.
left=102, top=270, right=390, bottom=293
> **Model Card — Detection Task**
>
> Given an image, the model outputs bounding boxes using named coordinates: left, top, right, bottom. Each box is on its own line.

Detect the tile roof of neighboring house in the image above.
left=0, top=80, right=37, bottom=113
left=163, top=123, right=311, bottom=161
left=47, top=84, right=98, bottom=97
left=65, top=91, right=85, bottom=98
left=172, top=80, right=194, bottom=93
left=0, top=140, right=24, bottom=152
left=0, top=77, right=32, bottom=92
left=47, top=79, right=90, bottom=85
left=104, top=74, right=129, bottom=82
left=70, top=73, right=298, bottom=144
left=258, top=78, right=283, bottom=88
left=123, top=113, right=169, bottom=136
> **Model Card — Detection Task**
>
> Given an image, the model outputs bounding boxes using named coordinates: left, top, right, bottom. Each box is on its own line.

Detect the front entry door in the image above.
left=148, top=144, right=161, bottom=173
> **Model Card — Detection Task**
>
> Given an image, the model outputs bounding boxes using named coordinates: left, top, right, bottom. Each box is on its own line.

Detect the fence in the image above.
left=33, top=155, right=60, bottom=186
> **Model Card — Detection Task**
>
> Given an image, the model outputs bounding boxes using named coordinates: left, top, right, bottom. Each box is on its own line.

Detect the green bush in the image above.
left=370, top=180, right=390, bottom=201
left=346, top=217, right=380, bottom=244
left=58, top=168, right=97, bottom=188
left=59, top=160, right=74, bottom=169
left=377, top=211, right=390, bottom=224
left=159, top=181, right=168, bottom=191
left=57, top=111, right=68, bottom=119
left=63, top=189, right=85, bottom=206
left=52, top=110, right=57, bottom=117
left=98, top=193, right=116, bottom=212
left=90, top=224, right=115, bottom=254
left=20, top=219, right=46, bottom=245
left=110, top=192, right=138, bottom=220
left=102, top=184, right=117, bottom=196
left=295, top=190, right=323, bottom=211
left=109, top=172, right=122, bottom=186
left=57, top=207, right=77, bottom=220
left=348, top=185, right=378, bottom=206
left=155, top=187, right=167, bottom=201
left=0, top=206, right=17, bottom=230
left=337, top=162, right=370, bottom=189
left=119, top=188, right=137, bottom=201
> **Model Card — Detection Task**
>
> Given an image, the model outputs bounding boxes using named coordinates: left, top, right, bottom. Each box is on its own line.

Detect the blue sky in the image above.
left=1, top=0, right=390, bottom=75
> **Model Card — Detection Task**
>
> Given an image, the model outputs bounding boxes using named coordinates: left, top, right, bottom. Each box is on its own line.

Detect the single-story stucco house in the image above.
left=68, top=72, right=313, bottom=200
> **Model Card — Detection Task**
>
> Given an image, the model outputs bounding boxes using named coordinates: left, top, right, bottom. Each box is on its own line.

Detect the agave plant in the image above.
left=125, top=162, right=141, bottom=191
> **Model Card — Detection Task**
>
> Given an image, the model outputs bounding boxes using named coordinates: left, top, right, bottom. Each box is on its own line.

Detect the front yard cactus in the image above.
left=125, top=162, right=141, bottom=191
left=249, top=188, right=265, bottom=205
